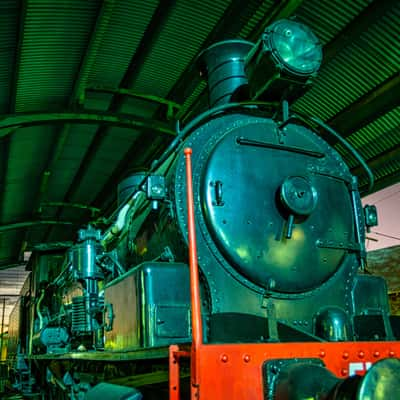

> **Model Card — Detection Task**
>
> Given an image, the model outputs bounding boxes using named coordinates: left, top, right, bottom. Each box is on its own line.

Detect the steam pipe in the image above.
left=101, top=192, right=143, bottom=249
left=37, top=289, right=45, bottom=330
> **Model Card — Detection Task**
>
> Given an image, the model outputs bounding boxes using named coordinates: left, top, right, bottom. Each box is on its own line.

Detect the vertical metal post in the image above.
left=282, top=99, right=289, bottom=122
left=0, top=297, right=5, bottom=360
left=169, top=345, right=181, bottom=400
left=184, top=148, right=202, bottom=399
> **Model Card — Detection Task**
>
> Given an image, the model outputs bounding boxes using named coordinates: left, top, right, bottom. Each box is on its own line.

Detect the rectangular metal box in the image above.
left=104, top=262, right=191, bottom=351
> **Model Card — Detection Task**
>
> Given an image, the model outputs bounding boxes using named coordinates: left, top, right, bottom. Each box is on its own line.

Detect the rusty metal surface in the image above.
left=104, top=262, right=191, bottom=351
left=104, top=271, right=140, bottom=351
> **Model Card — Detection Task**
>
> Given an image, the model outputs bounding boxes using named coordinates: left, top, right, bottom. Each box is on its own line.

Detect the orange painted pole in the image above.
left=184, top=148, right=202, bottom=399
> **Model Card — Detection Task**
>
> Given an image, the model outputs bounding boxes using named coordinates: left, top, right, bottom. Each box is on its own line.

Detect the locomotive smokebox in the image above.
left=197, top=40, right=253, bottom=108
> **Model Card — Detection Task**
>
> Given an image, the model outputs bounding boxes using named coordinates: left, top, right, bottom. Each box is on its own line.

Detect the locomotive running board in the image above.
left=170, top=341, right=400, bottom=400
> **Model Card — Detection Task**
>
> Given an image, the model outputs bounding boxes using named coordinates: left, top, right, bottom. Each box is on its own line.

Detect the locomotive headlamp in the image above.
left=245, top=19, right=322, bottom=102
left=268, top=19, right=322, bottom=76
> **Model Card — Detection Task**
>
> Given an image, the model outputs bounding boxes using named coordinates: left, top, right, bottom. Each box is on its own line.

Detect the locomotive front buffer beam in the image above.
left=169, top=341, right=400, bottom=400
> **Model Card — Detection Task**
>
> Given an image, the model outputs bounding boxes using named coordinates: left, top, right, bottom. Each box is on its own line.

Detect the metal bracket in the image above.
left=316, top=239, right=361, bottom=252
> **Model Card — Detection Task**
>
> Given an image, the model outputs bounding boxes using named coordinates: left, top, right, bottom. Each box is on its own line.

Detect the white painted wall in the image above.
left=362, top=182, right=400, bottom=251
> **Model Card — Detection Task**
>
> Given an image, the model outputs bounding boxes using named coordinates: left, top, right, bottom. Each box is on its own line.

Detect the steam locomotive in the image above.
left=6, top=19, right=400, bottom=400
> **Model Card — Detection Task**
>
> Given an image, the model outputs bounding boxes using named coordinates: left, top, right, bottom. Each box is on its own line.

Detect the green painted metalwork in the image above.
left=31, top=241, right=74, bottom=251
left=40, top=202, right=100, bottom=214
left=0, top=0, right=398, bottom=272
left=329, top=73, right=400, bottom=137
left=0, top=220, right=74, bottom=233
left=0, top=111, right=175, bottom=138
left=86, top=85, right=182, bottom=119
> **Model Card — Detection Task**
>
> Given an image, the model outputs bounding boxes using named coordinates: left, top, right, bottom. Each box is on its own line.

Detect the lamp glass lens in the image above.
left=270, top=20, right=322, bottom=75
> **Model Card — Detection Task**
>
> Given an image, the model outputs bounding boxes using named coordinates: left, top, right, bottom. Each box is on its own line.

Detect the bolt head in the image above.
left=220, top=354, right=228, bottom=363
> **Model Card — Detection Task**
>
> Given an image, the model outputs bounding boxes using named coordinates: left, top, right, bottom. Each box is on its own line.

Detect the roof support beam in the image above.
left=323, top=0, right=398, bottom=64
left=48, top=0, right=176, bottom=233
left=328, top=73, right=400, bottom=138
left=34, top=0, right=115, bottom=216
left=0, top=0, right=26, bottom=225
left=32, top=0, right=117, bottom=244
left=360, top=171, right=400, bottom=194
left=0, top=220, right=74, bottom=233
left=91, top=0, right=263, bottom=211
left=2, top=0, right=27, bottom=267
left=39, top=202, right=100, bottom=215
left=352, top=143, right=400, bottom=177
left=32, top=0, right=117, bottom=214
left=92, top=0, right=305, bottom=212
left=85, top=86, right=181, bottom=119
left=0, top=111, right=174, bottom=137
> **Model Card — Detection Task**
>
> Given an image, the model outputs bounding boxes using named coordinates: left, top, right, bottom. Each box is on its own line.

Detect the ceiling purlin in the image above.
left=92, top=0, right=307, bottom=213
left=328, top=73, right=400, bottom=139
left=322, top=0, right=398, bottom=65
left=36, top=0, right=118, bottom=243
left=0, top=0, right=26, bottom=269
left=0, top=112, right=174, bottom=139
left=360, top=170, right=400, bottom=194
left=44, top=0, right=176, bottom=241
left=352, top=143, right=400, bottom=178
left=89, top=0, right=265, bottom=213
left=92, top=0, right=263, bottom=212
left=35, top=0, right=118, bottom=213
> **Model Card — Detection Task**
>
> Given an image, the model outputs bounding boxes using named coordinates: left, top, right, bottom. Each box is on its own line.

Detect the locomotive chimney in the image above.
left=197, top=40, right=254, bottom=108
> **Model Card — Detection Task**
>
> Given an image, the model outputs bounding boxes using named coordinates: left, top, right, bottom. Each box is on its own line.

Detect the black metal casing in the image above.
left=104, top=262, right=191, bottom=350
left=131, top=110, right=393, bottom=343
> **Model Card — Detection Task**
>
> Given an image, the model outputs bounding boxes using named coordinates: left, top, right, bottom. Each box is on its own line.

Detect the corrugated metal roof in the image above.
left=347, top=107, right=400, bottom=165
left=88, top=0, right=159, bottom=87
left=295, top=0, right=371, bottom=45
left=0, top=0, right=397, bottom=275
left=294, top=1, right=399, bottom=120
left=132, top=0, right=232, bottom=97
left=15, top=0, right=101, bottom=112
left=0, top=0, right=19, bottom=114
